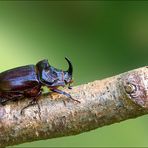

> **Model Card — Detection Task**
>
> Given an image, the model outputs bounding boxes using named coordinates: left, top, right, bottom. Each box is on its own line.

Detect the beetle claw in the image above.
left=70, top=97, right=81, bottom=104
left=68, top=86, right=72, bottom=89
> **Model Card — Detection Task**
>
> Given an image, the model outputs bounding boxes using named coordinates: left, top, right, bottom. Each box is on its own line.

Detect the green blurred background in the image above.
left=0, top=1, right=148, bottom=147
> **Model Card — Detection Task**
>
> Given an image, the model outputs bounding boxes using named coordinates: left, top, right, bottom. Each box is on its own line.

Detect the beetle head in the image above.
left=36, top=58, right=73, bottom=89
left=50, top=57, right=74, bottom=88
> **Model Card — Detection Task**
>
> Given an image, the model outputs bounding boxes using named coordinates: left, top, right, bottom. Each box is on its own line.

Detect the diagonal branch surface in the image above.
left=1, top=66, right=148, bottom=147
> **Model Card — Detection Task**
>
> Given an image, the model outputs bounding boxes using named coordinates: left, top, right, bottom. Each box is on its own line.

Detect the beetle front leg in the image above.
left=51, top=89, right=80, bottom=103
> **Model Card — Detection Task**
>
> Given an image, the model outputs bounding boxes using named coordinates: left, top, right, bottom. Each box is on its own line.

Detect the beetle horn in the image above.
left=65, top=57, right=73, bottom=76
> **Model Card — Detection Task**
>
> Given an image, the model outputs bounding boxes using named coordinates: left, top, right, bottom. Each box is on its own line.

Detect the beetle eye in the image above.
left=45, top=67, right=49, bottom=71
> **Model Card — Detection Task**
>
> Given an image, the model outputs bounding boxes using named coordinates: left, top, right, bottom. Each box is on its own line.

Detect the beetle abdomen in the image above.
left=0, top=65, right=40, bottom=91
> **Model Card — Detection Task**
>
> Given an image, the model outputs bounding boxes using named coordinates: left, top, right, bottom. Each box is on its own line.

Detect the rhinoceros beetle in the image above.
left=0, top=57, right=80, bottom=114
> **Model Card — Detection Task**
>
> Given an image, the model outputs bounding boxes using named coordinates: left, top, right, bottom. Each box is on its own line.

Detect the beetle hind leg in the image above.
left=0, top=97, right=9, bottom=106
left=0, top=92, right=24, bottom=105
left=0, top=92, right=10, bottom=105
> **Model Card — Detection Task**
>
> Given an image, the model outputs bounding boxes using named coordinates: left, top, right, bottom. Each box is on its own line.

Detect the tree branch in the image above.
left=1, top=66, right=148, bottom=147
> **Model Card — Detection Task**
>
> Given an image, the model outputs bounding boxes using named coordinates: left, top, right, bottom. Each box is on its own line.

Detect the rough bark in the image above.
left=1, top=66, right=148, bottom=147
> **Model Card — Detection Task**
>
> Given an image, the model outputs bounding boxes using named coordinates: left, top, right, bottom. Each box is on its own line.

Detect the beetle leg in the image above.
left=0, top=93, right=10, bottom=105
left=0, top=92, right=24, bottom=105
left=21, top=91, right=41, bottom=118
left=20, top=98, right=40, bottom=115
left=0, top=98, right=9, bottom=105
left=51, top=89, right=80, bottom=103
